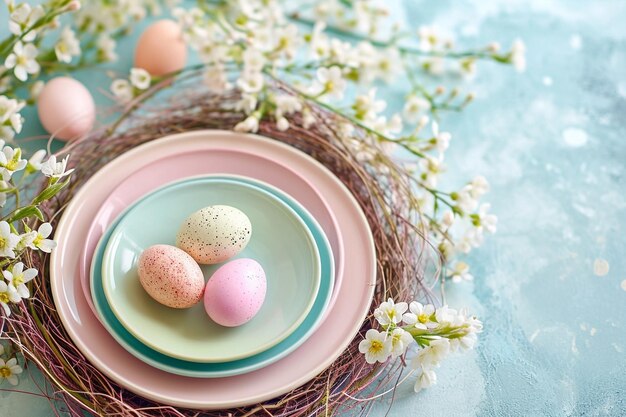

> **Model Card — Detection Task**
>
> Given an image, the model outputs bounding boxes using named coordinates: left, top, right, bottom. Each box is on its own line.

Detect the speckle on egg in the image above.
left=176, top=205, right=252, bottom=264
left=138, top=244, right=205, bottom=309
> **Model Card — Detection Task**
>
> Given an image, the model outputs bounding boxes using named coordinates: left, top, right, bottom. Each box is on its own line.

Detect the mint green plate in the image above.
left=101, top=177, right=321, bottom=363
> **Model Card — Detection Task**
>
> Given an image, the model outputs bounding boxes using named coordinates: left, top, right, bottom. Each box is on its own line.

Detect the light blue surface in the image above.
left=1, top=1, right=626, bottom=416
left=90, top=175, right=334, bottom=377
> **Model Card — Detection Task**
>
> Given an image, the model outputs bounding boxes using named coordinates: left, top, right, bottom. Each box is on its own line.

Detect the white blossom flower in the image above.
left=274, top=24, right=299, bottom=59
left=3, top=262, right=37, bottom=299
left=111, top=79, right=133, bottom=103
left=15, top=231, right=36, bottom=251
left=204, top=64, right=232, bottom=92
left=0, top=280, right=20, bottom=315
left=468, top=176, right=490, bottom=200
left=41, top=155, right=74, bottom=179
left=441, top=210, right=455, bottom=228
left=374, top=298, right=408, bottom=326
left=453, top=186, right=478, bottom=213
left=430, top=121, right=451, bottom=154
left=0, top=356, right=22, bottom=385
left=389, top=328, right=414, bottom=358
left=235, top=94, right=258, bottom=115
left=448, top=261, right=473, bottom=283
left=302, top=107, right=316, bottom=129
left=129, top=68, right=151, bottom=90
left=352, top=89, right=386, bottom=122
left=242, top=48, right=266, bottom=73
left=4, top=42, right=40, bottom=82
left=423, top=57, right=445, bottom=75
left=30, top=223, right=57, bottom=253
left=274, top=95, right=302, bottom=117
left=8, top=3, right=44, bottom=42
left=413, top=338, right=450, bottom=369
left=0, top=146, right=26, bottom=180
left=473, top=203, right=497, bottom=234
left=315, top=66, right=346, bottom=99
left=27, top=149, right=46, bottom=172
left=234, top=114, right=260, bottom=133
left=434, top=305, right=458, bottom=326
left=510, top=39, right=526, bottom=72
left=96, top=35, right=117, bottom=62
left=358, top=329, right=392, bottom=364
left=403, top=95, right=431, bottom=124
left=403, top=302, right=437, bottom=330
left=0, top=96, right=24, bottom=125
left=276, top=117, right=289, bottom=131
left=418, top=26, right=438, bottom=52
left=418, top=156, right=444, bottom=188
left=55, top=27, right=81, bottom=63
left=197, top=40, right=229, bottom=64
left=413, top=367, right=437, bottom=393
left=374, top=47, right=401, bottom=83
left=309, top=22, right=330, bottom=59
left=456, top=228, right=483, bottom=254
left=237, top=71, right=264, bottom=94
left=459, top=58, right=477, bottom=79
left=29, top=80, right=44, bottom=100
left=172, top=7, right=207, bottom=44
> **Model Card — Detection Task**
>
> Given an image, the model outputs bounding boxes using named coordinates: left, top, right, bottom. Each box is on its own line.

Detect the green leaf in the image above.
left=32, top=178, right=70, bottom=205
left=7, top=205, right=44, bottom=223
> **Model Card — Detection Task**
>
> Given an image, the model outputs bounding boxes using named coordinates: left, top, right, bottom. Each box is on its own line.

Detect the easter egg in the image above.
left=138, top=244, right=204, bottom=309
left=37, top=77, right=95, bottom=141
left=134, top=19, right=187, bottom=76
left=176, top=205, right=252, bottom=264
left=204, top=258, right=266, bottom=327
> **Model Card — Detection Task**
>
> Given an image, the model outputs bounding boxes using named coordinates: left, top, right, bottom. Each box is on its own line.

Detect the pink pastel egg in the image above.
left=204, top=258, right=266, bottom=327
left=134, top=19, right=187, bottom=76
left=37, top=77, right=95, bottom=141
left=138, top=244, right=204, bottom=309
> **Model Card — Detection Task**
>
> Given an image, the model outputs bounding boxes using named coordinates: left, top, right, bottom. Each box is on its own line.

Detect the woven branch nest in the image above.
left=4, top=76, right=441, bottom=417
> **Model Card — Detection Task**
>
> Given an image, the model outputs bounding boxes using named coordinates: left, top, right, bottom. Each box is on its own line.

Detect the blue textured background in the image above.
left=2, top=1, right=626, bottom=416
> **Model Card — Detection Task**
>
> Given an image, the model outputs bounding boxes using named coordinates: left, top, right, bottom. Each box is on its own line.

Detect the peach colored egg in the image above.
left=138, top=244, right=204, bottom=309
left=134, top=19, right=187, bottom=76
left=37, top=77, right=95, bottom=141
left=204, top=258, right=266, bottom=327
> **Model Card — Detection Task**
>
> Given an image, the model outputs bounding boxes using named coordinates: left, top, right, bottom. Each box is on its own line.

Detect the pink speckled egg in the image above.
left=138, top=244, right=204, bottom=309
left=134, top=19, right=187, bottom=76
left=204, top=258, right=266, bottom=327
left=37, top=77, right=95, bottom=141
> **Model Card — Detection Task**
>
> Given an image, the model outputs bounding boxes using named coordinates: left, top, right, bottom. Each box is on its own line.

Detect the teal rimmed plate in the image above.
left=101, top=177, right=321, bottom=363
left=91, top=175, right=334, bottom=375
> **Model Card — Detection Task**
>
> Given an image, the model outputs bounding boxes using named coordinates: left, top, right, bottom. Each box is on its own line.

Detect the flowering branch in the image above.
left=360, top=299, right=482, bottom=392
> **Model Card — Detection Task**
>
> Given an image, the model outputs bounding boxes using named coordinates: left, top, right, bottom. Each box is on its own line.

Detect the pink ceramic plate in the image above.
left=51, top=131, right=376, bottom=409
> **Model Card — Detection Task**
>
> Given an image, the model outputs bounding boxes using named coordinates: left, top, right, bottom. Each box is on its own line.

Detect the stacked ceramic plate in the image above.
left=50, top=131, right=376, bottom=409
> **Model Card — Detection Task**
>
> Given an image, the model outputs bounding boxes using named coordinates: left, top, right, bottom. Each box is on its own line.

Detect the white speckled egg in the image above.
left=176, top=205, right=252, bottom=264
left=204, top=258, right=266, bottom=327
left=138, top=244, right=204, bottom=309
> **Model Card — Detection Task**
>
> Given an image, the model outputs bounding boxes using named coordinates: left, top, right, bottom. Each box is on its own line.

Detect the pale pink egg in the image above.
left=204, top=258, right=266, bottom=327
left=134, top=19, right=187, bottom=76
left=138, top=244, right=204, bottom=309
left=37, top=77, right=95, bottom=141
